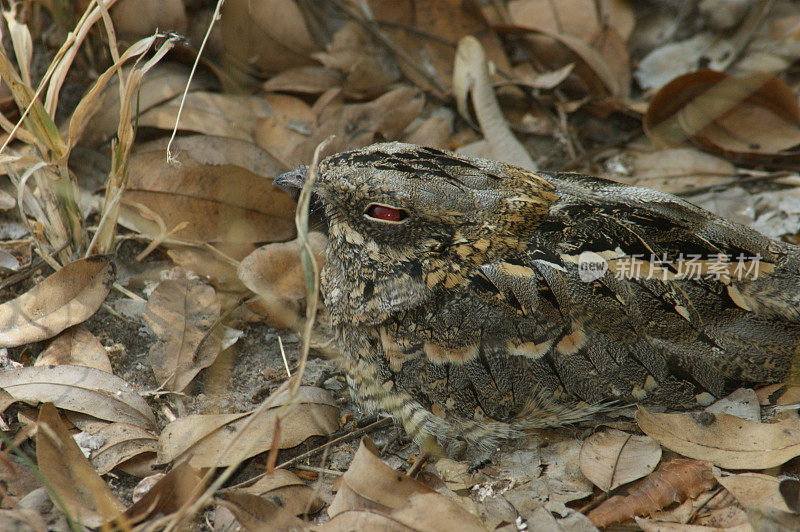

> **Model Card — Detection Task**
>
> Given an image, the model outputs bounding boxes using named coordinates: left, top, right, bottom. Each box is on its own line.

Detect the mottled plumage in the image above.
left=276, top=142, right=799, bottom=462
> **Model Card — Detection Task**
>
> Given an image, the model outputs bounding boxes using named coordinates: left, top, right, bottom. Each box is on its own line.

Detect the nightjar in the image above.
left=276, top=142, right=799, bottom=461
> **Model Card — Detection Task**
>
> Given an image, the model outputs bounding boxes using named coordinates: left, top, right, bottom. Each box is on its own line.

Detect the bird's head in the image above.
left=276, top=142, right=557, bottom=325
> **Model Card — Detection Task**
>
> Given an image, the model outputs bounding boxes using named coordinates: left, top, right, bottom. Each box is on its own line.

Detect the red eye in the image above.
left=365, top=204, right=408, bottom=222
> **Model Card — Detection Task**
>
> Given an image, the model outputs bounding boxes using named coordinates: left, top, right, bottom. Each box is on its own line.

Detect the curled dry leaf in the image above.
left=238, top=232, right=327, bottom=328
left=587, top=458, right=716, bottom=528
left=321, top=492, right=486, bottom=532
left=0, top=365, right=156, bottom=429
left=328, top=438, right=434, bottom=518
left=143, top=274, right=221, bottom=392
left=124, top=462, right=204, bottom=526
left=644, top=70, right=800, bottom=164
left=215, top=491, right=307, bottom=530
left=579, top=428, right=662, bottom=492
left=36, top=403, right=125, bottom=528
left=158, top=386, right=339, bottom=468
left=110, top=0, right=187, bottom=41
left=453, top=36, right=537, bottom=171
left=88, top=423, right=158, bottom=477
left=0, top=256, right=114, bottom=348
left=717, top=473, right=792, bottom=513
left=121, top=140, right=295, bottom=244
left=35, top=325, right=112, bottom=373
left=325, top=438, right=484, bottom=531
left=637, top=407, right=800, bottom=469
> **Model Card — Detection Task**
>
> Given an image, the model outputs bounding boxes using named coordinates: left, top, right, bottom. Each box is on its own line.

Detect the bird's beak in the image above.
left=274, top=167, right=307, bottom=190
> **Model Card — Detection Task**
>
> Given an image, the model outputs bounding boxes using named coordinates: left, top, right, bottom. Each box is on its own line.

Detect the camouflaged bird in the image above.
left=276, top=142, right=799, bottom=462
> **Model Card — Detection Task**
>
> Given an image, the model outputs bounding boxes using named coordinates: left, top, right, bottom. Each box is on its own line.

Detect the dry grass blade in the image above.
left=292, top=136, right=333, bottom=396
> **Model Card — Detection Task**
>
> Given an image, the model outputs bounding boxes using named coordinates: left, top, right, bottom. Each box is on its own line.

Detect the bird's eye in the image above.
left=364, top=203, right=409, bottom=223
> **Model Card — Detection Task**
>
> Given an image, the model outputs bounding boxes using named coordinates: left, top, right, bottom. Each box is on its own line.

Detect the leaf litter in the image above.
left=1, top=0, right=800, bottom=530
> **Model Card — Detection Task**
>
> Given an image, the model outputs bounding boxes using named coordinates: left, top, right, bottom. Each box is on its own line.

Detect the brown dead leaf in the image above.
left=215, top=490, right=308, bottom=530
left=0, top=256, right=114, bottom=348
left=718, top=473, right=792, bottom=513
left=587, top=458, right=716, bottom=528
left=220, top=0, right=317, bottom=75
left=243, top=469, right=324, bottom=515
left=0, top=365, right=156, bottom=429
left=262, top=66, right=344, bottom=95
left=124, top=462, right=204, bottom=526
left=253, top=94, right=316, bottom=167
left=637, top=407, right=800, bottom=469
left=290, top=86, right=424, bottom=165
left=121, top=141, right=295, bottom=244
left=366, top=0, right=511, bottom=97
left=780, top=478, right=800, bottom=514
left=137, top=91, right=276, bottom=142
left=143, top=273, right=221, bottom=392
left=507, top=0, right=635, bottom=42
left=328, top=438, right=435, bottom=518
left=614, top=147, right=736, bottom=194
left=158, top=386, right=339, bottom=468
left=0, top=509, right=48, bottom=532
left=579, top=428, right=662, bottom=492
left=88, top=423, right=158, bottom=476
left=81, top=63, right=214, bottom=146
left=110, top=0, right=187, bottom=41
left=35, top=325, right=112, bottom=373
left=36, top=403, right=125, bottom=528
left=321, top=492, right=486, bottom=532
left=326, top=438, right=484, bottom=530
left=238, top=232, right=327, bottom=328
left=312, top=22, right=400, bottom=98
left=644, top=70, right=800, bottom=164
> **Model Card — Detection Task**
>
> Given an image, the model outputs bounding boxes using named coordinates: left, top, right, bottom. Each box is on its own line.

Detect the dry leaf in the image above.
left=215, top=490, right=307, bottom=530
left=0, top=256, right=114, bottom=348
left=579, top=429, right=662, bottom=492
left=220, top=0, right=317, bottom=74
left=780, top=478, right=800, bottom=514
left=637, top=407, right=800, bottom=469
left=242, top=469, right=323, bottom=515
left=88, top=423, right=158, bottom=476
left=253, top=94, right=316, bottom=167
left=237, top=232, right=327, bottom=328
left=143, top=274, right=221, bottom=392
left=312, top=22, right=400, bottom=97
left=137, top=91, right=276, bottom=142
left=121, top=142, right=295, bottom=244
left=718, top=473, right=793, bottom=513
left=587, top=458, right=716, bottom=527
left=81, top=63, right=214, bottom=146
left=36, top=403, right=125, bottom=527
left=0, top=365, right=156, bottom=429
left=453, top=36, right=536, bottom=170
left=644, top=70, right=800, bottom=164
left=367, top=0, right=511, bottom=97
left=507, top=0, right=635, bottom=42
left=328, top=438, right=435, bottom=518
left=262, top=66, right=344, bottom=95
left=0, top=509, right=47, bottom=532
left=35, top=325, right=112, bottom=373
left=612, top=147, right=736, bottom=194
left=325, top=438, right=484, bottom=531
left=110, top=0, right=187, bottom=41
left=124, top=462, right=204, bottom=526
left=158, top=386, right=339, bottom=468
